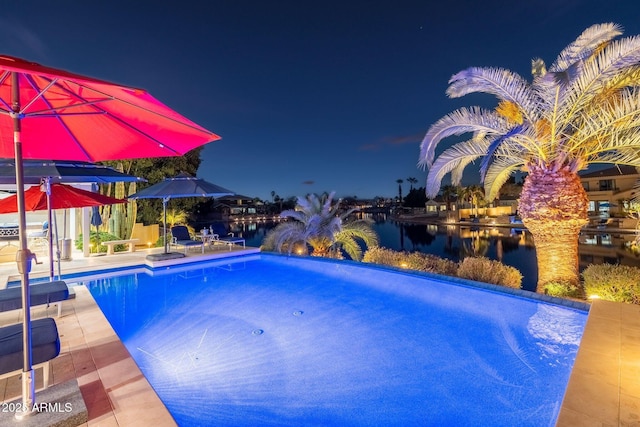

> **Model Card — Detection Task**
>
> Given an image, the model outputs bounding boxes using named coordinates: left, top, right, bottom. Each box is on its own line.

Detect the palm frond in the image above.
left=560, top=35, right=640, bottom=127
left=572, top=88, right=640, bottom=156
left=590, top=150, right=640, bottom=167
left=483, top=158, right=525, bottom=201
left=419, top=107, right=506, bottom=167
left=479, top=125, right=525, bottom=181
left=264, top=222, right=307, bottom=254
left=281, top=209, right=305, bottom=223
left=446, top=67, right=538, bottom=120
left=335, top=222, right=379, bottom=261
left=550, top=23, right=623, bottom=72
left=336, top=235, right=363, bottom=261
left=425, top=138, right=491, bottom=197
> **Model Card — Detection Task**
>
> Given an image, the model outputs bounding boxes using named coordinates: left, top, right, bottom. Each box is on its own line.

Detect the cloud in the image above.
left=358, top=132, right=424, bottom=151
left=358, top=143, right=380, bottom=151
left=383, top=132, right=424, bottom=145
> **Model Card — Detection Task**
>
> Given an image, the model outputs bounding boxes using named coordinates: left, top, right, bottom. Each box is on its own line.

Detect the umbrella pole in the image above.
left=163, top=198, right=168, bottom=253
left=12, top=72, right=36, bottom=417
left=53, top=211, right=62, bottom=280
left=45, top=178, right=54, bottom=281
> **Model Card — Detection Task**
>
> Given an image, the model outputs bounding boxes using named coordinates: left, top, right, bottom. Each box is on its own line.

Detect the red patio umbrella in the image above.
left=0, top=54, right=220, bottom=415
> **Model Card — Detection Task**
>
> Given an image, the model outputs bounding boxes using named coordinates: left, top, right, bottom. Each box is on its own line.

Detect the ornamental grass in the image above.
left=582, top=264, right=640, bottom=304
left=362, top=247, right=523, bottom=288
left=362, top=247, right=457, bottom=276
left=456, top=257, right=523, bottom=289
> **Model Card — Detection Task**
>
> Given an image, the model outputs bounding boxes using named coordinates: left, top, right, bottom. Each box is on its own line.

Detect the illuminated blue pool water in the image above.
left=84, top=254, right=587, bottom=427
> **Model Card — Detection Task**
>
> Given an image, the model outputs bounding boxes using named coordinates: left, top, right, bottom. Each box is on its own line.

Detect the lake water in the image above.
left=223, top=216, right=640, bottom=292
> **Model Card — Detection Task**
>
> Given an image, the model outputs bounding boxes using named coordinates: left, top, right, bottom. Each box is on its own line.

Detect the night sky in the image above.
left=2, top=1, right=640, bottom=201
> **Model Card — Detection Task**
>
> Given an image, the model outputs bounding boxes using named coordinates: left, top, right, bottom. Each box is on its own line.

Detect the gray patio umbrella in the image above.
left=0, top=160, right=144, bottom=279
left=0, top=159, right=146, bottom=184
left=128, top=173, right=235, bottom=256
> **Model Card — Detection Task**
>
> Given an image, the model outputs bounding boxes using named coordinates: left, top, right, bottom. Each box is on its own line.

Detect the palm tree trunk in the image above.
left=518, top=166, right=589, bottom=292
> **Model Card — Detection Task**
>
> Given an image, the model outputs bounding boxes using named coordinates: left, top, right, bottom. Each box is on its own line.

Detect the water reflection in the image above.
left=208, top=215, right=640, bottom=293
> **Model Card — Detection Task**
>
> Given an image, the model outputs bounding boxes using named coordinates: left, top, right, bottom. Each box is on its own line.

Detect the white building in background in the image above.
left=579, top=165, right=640, bottom=218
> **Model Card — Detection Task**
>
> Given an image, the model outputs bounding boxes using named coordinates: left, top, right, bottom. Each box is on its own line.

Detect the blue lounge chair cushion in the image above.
left=171, top=226, right=204, bottom=252
left=217, top=236, right=245, bottom=244
left=0, top=318, right=60, bottom=374
left=0, top=281, right=69, bottom=313
left=209, top=223, right=245, bottom=247
left=175, top=240, right=203, bottom=247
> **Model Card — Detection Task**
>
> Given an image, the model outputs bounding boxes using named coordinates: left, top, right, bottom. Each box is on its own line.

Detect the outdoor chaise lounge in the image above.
left=209, top=223, right=246, bottom=251
left=0, top=317, right=60, bottom=389
left=0, top=280, right=69, bottom=317
left=171, top=225, right=205, bottom=254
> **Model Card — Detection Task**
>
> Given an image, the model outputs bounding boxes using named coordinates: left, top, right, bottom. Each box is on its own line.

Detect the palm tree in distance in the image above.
left=261, top=192, right=378, bottom=261
left=461, top=185, right=485, bottom=218
left=440, top=184, right=458, bottom=211
left=396, top=179, right=404, bottom=204
left=407, top=177, right=418, bottom=191
left=419, top=23, right=640, bottom=292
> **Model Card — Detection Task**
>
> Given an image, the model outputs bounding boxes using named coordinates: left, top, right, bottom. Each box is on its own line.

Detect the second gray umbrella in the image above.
left=128, top=173, right=235, bottom=254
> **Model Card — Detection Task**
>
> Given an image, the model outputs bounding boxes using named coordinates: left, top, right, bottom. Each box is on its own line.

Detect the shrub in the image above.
left=456, top=257, right=523, bottom=289
left=582, top=264, right=640, bottom=304
left=75, top=231, right=125, bottom=253
left=543, top=281, right=584, bottom=299
left=362, top=247, right=457, bottom=276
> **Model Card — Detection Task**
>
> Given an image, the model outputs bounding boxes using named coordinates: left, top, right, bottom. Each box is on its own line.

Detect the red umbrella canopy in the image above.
left=0, top=183, right=126, bottom=213
left=0, top=55, right=221, bottom=161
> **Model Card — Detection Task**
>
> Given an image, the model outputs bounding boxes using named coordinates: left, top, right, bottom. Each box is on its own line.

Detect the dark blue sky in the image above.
left=2, top=1, right=639, bottom=200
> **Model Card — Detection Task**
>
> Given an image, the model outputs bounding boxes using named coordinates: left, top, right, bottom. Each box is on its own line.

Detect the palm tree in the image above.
left=419, top=23, right=640, bottom=292
left=396, top=179, right=404, bottom=204
left=461, top=185, right=485, bottom=218
left=261, top=192, right=378, bottom=260
left=159, top=208, right=188, bottom=228
left=407, top=177, right=418, bottom=191
left=440, top=184, right=458, bottom=211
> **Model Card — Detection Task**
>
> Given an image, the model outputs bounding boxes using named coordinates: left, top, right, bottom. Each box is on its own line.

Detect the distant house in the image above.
left=425, top=196, right=448, bottom=215
left=492, top=194, right=519, bottom=212
left=579, top=165, right=640, bottom=217
left=215, top=194, right=264, bottom=218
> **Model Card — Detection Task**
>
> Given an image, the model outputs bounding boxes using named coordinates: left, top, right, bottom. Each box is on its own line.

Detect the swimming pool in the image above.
left=84, top=254, right=587, bottom=426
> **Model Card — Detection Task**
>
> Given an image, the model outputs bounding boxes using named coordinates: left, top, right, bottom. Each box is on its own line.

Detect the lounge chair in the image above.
left=0, top=280, right=69, bottom=317
left=28, top=220, right=49, bottom=248
left=209, top=223, right=245, bottom=251
left=171, top=226, right=205, bottom=254
left=0, top=317, right=60, bottom=390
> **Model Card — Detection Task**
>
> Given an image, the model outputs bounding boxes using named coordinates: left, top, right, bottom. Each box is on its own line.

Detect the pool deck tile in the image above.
left=556, top=299, right=640, bottom=426
left=0, top=247, right=639, bottom=426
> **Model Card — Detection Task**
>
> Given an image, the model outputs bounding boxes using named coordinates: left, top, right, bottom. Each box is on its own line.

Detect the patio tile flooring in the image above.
left=0, top=247, right=638, bottom=426
left=556, top=299, right=640, bottom=426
